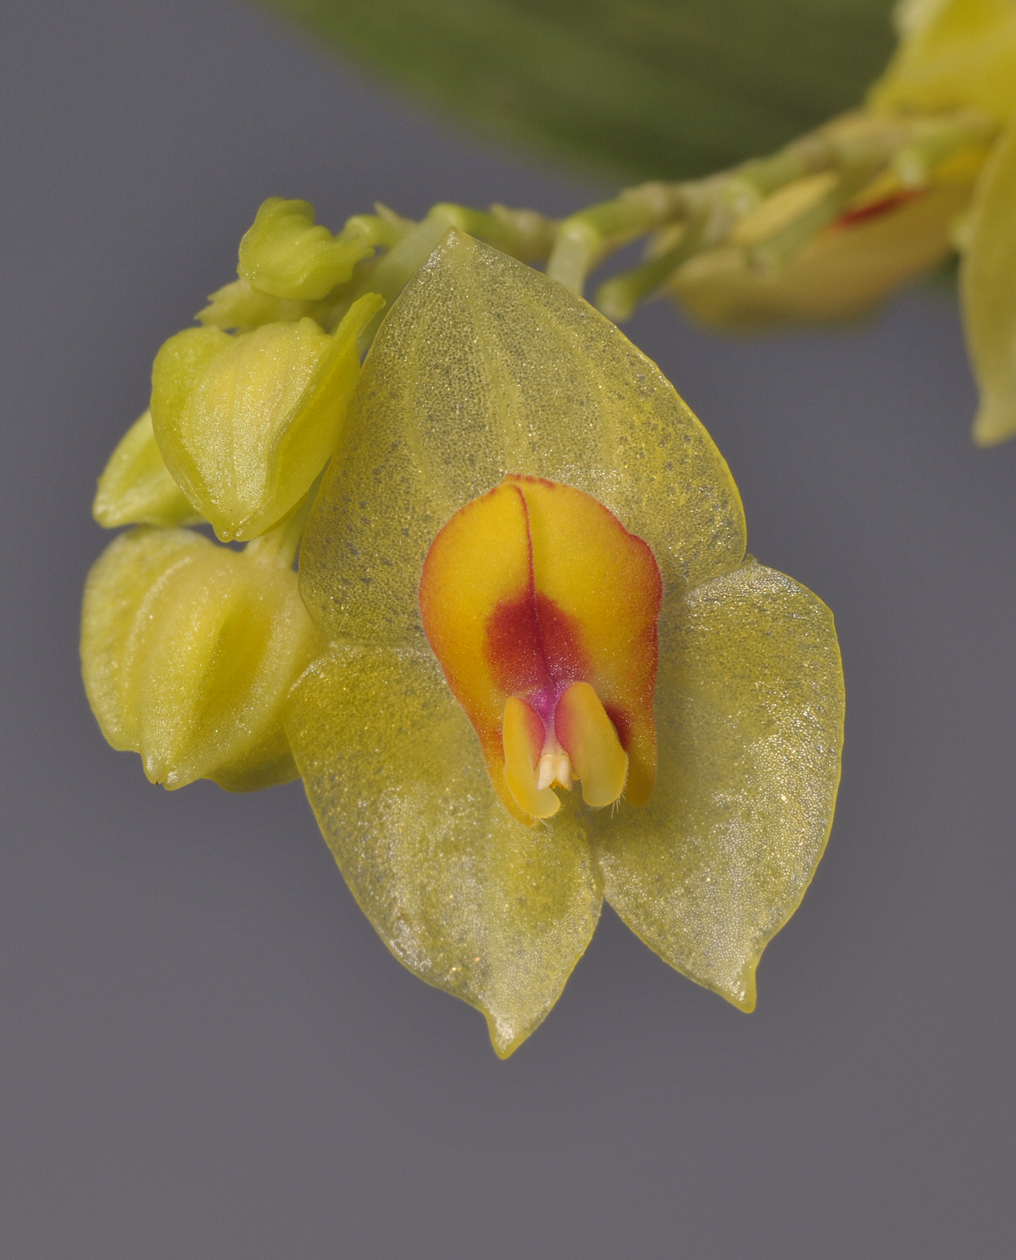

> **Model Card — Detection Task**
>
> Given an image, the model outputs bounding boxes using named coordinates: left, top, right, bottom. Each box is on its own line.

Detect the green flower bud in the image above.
left=238, top=197, right=379, bottom=300
left=150, top=292, right=383, bottom=542
left=81, top=525, right=325, bottom=792
left=92, top=410, right=202, bottom=529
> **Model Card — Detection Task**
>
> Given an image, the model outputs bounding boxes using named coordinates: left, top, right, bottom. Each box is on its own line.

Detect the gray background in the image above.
left=2, top=1, right=1014, bottom=1256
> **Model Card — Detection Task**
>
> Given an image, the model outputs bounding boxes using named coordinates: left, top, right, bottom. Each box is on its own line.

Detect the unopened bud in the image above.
left=238, top=197, right=377, bottom=300
left=81, top=526, right=325, bottom=792
left=150, top=292, right=383, bottom=541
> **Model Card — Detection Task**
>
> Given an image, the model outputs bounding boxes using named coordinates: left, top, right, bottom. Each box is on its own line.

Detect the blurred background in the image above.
left=1, top=1, right=1014, bottom=1255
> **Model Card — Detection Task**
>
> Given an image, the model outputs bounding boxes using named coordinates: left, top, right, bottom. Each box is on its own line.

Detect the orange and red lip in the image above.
left=419, top=475, right=662, bottom=823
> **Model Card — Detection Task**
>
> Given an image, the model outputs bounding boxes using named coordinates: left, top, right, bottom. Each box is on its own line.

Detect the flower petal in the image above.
left=962, top=117, right=1016, bottom=445
left=299, top=230, right=745, bottom=645
left=418, top=475, right=661, bottom=820
left=593, top=558, right=844, bottom=1011
left=503, top=695, right=562, bottom=820
left=285, top=642, right=602, bottom=1056
left=554, top=681, right=629, bottom=809
left=417, top=477, right=534, bottom=803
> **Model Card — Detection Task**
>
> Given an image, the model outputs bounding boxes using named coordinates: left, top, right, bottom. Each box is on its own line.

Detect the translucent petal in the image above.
left=869, top=0, right=1016, bottom=122
left=299, top=230, right=745, bottom=644
left=961, top=118, right=1016, bottom=445
left=285, top=643, right=602, bottom=1056
left=238, top=198, right=376, bottom=301
left=81, top=527, right=324, bottom=791
left=151, top=293, right=382, bottom=541
left=593, top=558, right=844, bottom=1011
left=503, top=696, right=562, bottom=820
left=93, top=410, right=202, bottom=529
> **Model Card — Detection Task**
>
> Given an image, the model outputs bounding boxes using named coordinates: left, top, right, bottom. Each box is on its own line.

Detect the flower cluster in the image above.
left=83, top=195, right=843, bottom=1053
left=82, top=0, right=1016, bottom=1053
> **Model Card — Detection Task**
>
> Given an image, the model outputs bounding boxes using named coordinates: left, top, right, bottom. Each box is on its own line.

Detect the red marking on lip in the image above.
left=485, top=591, right=591, bottom=698
left=419, top=474, right=662, bottom=820
left=834, top=189, right=924, bottom=230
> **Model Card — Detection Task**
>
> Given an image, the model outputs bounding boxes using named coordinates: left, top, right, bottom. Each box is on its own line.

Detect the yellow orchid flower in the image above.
left=285, top=232, right=844, bottom=1057
left=83, top=183, right=844, bottom=1054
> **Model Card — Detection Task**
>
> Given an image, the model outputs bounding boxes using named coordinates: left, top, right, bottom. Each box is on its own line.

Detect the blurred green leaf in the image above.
left=253, top=0, right=897, bottom=182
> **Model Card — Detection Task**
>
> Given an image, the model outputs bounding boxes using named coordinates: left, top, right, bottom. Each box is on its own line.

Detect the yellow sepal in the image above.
left=595, top=558, right=844, bottom=1012
left=286, top=643, right=601, bottom=1059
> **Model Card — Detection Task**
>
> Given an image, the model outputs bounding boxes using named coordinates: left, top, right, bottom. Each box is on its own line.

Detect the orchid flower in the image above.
left=82, top=187, right=845, bottom=1054
left=284, top=232, right=844, bottom=1056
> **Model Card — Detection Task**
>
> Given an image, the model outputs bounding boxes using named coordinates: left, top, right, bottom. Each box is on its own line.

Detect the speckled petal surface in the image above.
left=298, top=230, right=745, bottom=646
left=594, top=558, right=844, bottom=1012
left=285, top=642, right=602, bottom=1056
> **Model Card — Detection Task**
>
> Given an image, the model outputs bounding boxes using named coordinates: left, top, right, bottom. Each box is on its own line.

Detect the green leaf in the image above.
left=252, top=0, right=898, bottom=181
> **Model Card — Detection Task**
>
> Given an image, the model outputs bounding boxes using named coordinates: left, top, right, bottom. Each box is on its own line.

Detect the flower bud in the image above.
left=150, top=292, right=383, bottom=541
left=238, top=197, right=377, bottom=300
left=81, top=526, right=325, bottom=791
left=93, top=410, right=202, bottom=529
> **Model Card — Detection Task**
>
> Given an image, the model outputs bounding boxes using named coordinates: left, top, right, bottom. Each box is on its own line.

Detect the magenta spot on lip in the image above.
left=526, top=681, right=569, bottom=725
left=522, top=682, right=572, bottom=757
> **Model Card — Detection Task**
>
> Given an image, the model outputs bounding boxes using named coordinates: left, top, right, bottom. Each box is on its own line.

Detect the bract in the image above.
left=288, top=232, right=843, bottom=1055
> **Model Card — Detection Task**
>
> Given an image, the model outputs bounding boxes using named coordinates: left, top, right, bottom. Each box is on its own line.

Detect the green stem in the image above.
left=591, top=107, right=997, bottom=316
left=311, top=108, right=998, bottom=344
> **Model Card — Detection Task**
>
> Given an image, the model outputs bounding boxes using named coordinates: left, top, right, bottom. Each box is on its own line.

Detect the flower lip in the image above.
left=419, top=473, right=661, bottom=823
